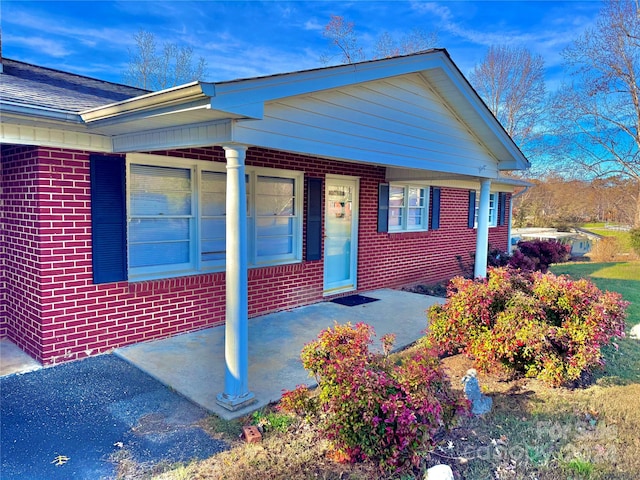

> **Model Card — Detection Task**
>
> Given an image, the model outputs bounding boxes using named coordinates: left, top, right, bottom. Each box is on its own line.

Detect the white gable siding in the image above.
left=233, top=74, right=500, bottom=177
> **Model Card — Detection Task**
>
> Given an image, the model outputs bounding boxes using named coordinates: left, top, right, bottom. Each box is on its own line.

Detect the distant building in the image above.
left=511, top=228, right=602, bottom=257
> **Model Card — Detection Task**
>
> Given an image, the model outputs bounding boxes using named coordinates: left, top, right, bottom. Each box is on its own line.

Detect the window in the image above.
left=473, top=192, right=498, bottom=228
left=388, top=184, right=429, bottom=232
left=127, top=155, right=303, bottom=280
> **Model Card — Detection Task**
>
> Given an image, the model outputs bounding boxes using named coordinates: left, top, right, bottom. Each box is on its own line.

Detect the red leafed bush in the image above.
left=509, top=239, right=571, bottom=273
left=428, top=268, right=628, bottom=386
left=279, top=322, right=467, bottom=472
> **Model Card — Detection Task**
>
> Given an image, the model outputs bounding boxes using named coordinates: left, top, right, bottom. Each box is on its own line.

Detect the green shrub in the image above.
left=279, top=323, right=467, bottom=472
left=428, top=268, right=628, bottom=386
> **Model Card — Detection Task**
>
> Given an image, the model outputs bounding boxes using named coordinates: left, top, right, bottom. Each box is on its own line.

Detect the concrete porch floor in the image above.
left=116, top=288, right=440, bottom=420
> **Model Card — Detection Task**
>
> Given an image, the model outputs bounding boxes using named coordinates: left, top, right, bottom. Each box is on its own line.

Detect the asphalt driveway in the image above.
left=0, top=354, right=227, bottom=479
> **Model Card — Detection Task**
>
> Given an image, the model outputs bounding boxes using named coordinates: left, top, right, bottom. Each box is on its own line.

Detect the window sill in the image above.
left=386, top=230, right=430, bottom=239
left=128, top=259, right=305, bottom=291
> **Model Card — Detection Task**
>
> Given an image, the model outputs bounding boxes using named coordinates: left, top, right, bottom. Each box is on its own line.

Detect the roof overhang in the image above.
left=3, top=50, right=530, bottom=173
left=386, top=166, right=532, bottom=191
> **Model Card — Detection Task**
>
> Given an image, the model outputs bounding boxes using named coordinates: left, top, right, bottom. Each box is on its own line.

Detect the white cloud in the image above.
left=5, top=10, right=134, bottom=48
left=199, top=43, right=321, bottom=82
left=3, top=34, right=72, bottom=58
left=303, top=18, right=324, bottom=31
left=410, top=1, right=453, bottom=22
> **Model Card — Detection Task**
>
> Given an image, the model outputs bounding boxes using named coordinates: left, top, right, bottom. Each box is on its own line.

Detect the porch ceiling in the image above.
left=385, top=166, right=531, bottom=192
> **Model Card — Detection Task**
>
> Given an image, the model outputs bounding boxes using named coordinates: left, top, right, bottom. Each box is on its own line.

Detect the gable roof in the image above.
left=1, top=49, right=530, bottom=174
left=0, top=58, right=146, bottom=112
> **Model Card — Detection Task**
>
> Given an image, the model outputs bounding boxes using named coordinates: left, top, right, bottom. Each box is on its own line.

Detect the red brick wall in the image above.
left=1, top=145, right=46, bottom=357
left=1, top=144, right=510, bottom=364
left=0, top=154, right=5, bottom=338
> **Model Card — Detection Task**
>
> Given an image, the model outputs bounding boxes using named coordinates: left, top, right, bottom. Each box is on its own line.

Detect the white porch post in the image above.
left=474, top=179, right=492, bottom=279
left=216, top=144, right=255, bottom=411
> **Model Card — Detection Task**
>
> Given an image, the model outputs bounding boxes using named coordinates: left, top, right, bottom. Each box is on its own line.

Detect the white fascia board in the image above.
left=82, top=98, right=215, bottom=130
left=80, top=82, right=213, bottom=123
left=1, top=101, right=83, bottom=124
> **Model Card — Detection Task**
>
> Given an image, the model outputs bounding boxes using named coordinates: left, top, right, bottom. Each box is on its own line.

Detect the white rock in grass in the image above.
left=630, top=324, right=640, bottom=340
left=424, top=464, right=454, bottom=480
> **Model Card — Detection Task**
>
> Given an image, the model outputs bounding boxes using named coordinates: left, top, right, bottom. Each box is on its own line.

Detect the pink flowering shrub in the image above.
left=428, top=268, right=628, bottom=386
left=279, top=322, right=467, bottom=472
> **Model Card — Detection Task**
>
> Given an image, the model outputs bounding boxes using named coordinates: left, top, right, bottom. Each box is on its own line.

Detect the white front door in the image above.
left=323, top=176, right=359, bottom=294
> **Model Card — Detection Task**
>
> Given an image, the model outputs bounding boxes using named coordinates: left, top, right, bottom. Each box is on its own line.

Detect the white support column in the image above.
left=474, top=179, right=492, bottom=279
left=217, top=144, right=255, bottom=411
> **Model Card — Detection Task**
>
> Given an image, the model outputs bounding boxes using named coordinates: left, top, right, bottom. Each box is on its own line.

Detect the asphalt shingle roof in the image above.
left=0, top=59, right=148, bottom=113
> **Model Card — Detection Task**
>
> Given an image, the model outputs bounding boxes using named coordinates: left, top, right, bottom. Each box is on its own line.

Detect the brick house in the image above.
left=1, top=49, right=528, bottom=409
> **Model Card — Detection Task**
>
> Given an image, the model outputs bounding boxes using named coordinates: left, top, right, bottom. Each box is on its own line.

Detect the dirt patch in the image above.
left=403, top=282, right=448, bottom=298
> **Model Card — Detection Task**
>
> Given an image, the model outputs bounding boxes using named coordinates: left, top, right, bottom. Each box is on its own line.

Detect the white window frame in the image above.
left=474, top=192, right=498, bottom=228
left=388, top=184, right=430, bottom=232
left=126, top=153, right=303, bottom=281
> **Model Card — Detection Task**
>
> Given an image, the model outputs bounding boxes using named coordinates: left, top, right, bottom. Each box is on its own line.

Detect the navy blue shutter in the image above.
left=90, top=154, right=127, bottom=283
left=468, top=190, right=476, bottom=228
left=378, top=183, right=389, bottom=233
left=430, top=187, right=441, bottom=230
left=498, top=192, right=507, bottom=226
left=306, top=177, right=322, bottom=261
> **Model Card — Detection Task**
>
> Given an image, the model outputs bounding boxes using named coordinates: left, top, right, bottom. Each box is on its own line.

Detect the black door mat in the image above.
left=330, top=294, right=380, bottom=307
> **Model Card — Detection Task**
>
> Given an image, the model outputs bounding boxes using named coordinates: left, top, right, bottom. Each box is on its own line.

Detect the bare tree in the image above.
left=375, top=28, right=437, bottom=59
left=398, top=28, right=437, bottom=56
left=469, top=45, right=546, bottom=151
left=320, top=15, right=365, bottom=65
left=321, top=16, right=436, bottom=64
left=551, top=0, right=640, bottom=226
left=375, top=31, right=399, bottom=59
left=124, top=30, right=207, bottom=91
left=514, top=173, right=639, bottom=228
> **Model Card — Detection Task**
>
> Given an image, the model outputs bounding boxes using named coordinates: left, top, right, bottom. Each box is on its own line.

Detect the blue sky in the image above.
left=2, top=0, right=603, bottom=90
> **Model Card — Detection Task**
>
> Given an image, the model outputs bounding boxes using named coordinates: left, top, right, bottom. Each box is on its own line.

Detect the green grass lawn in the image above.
left=580, top=223, right=635, bottom=254
left=551, top=261, right=639, bottom=385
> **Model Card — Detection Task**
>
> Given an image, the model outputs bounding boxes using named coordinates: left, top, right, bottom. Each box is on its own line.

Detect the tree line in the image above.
left=513, top=175, right=638, bottom=228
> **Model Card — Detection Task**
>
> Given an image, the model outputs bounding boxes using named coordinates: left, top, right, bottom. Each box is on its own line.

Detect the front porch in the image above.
left=114, top=288, right=441, bottom=420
